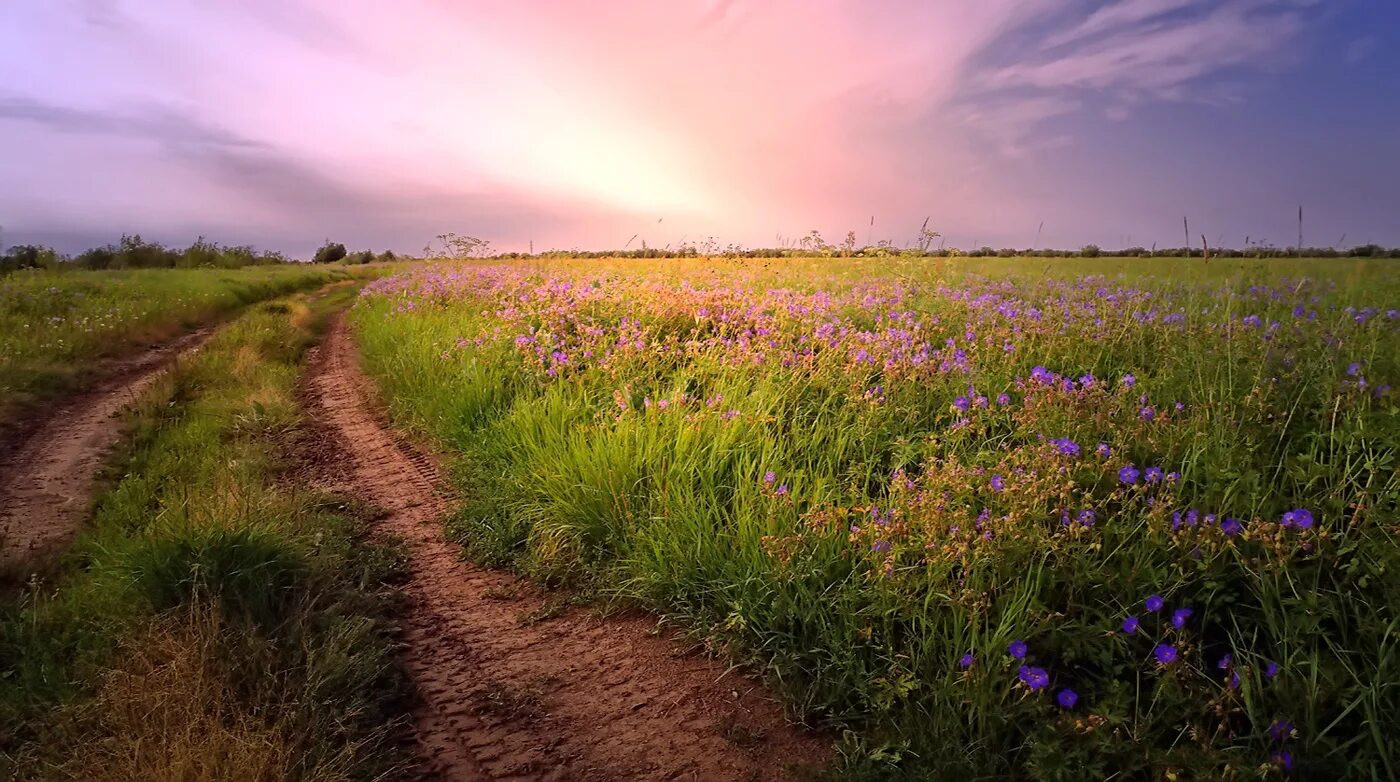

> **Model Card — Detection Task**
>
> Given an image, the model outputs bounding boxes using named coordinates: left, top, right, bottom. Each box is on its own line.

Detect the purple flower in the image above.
left=1153, top=643, right=1179, bottom=664
left=1057, top=688, right=1078, bottom=708
left=1347, top=362, right=1363, bottom=377
left=1122, top=616, right=1140, bottom=634
left=1217, top=654, right=1232, bottom=670
left=1145, top=594, right=1164, bottom=612
left=1166, top=471, right=1180, bottom=483
left=1270, top=751, right=1293, bottom=771
left=990, top=474, right=1005, bottom=492
left=959, top=652, right=975, bottom=669
left=1008, top=640, right=1028, bottom=659
left=1220, top=517, right=1244, bottom=537
left=1076, top=509, right=1096, bottom=527
left=1121, top=374, right=1137, bottom=388
left=1282, top=508, right=1314, bottom=530
left=1095, top=442, right=1112, bottom=459
left=1171, top=607, right=1193, bottom=629
left=1268, top=720, right=1295, bottom=743
left=1145, top=467, right=1164, bottom=484
left=996, top=393, right=1011, bottom=406
left=1017, top=665, right=1050, bottom=691
left=1119, top=465, right=1141, bottom=485
left=775, top=484, right=789, bottom=496
left=953, top=396, right=971, bottom=412
left=1266, top=661, right=1280, bottom=679
left=1140, top=406, right=1156, bottom=421
left=763, top=471, right=776, bottom=484
left=871, top=539, right=890, bottom=553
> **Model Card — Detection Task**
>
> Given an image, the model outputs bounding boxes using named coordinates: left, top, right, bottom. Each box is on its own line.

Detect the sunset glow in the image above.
left=2, top=1, right=1397, bottom=255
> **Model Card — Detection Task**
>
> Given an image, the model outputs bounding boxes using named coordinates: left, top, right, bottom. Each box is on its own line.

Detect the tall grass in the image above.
left=0, top=265, right=357, bottom=423
left=0, top=287, right=409, bottom=780
left=354, top=256, right=1399, bottom=779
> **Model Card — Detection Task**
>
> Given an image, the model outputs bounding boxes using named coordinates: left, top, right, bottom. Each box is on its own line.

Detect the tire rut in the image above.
left=304, top=315, right=830, bottom=781
left=0, top=327, right=214, bottom=571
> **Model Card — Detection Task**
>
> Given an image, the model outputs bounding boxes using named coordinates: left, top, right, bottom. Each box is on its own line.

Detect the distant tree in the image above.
left=313, top=240, right=348, bottom=264
left=1080, top=244, right=1101, bottom=258
left=1, top=244, right=59, bottom=273
left=344, top=249, right=375, bottom=265
left=377, top=250, right=398, bottom=263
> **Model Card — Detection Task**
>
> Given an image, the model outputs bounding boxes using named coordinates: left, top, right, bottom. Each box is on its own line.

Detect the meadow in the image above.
left=0, top=265, right=355, bottom=423
left=352, top=256, right=1399, bottom=779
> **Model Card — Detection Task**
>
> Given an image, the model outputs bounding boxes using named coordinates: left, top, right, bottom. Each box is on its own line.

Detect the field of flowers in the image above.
left=0, top=265, right=352, bottom=421
left=352, top=257, right=1399, bottom=779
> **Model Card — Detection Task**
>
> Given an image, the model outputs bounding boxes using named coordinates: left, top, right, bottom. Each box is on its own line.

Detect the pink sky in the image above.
left=2, top=1, right=1397, bottom=255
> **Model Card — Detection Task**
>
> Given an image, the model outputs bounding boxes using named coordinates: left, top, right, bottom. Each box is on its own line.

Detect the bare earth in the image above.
left=0, top=328, right=212, bottom=569
left=304, top=315, right=830, bottom=781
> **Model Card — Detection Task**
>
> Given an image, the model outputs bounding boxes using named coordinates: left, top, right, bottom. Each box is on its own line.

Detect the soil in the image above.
left=0, top=328, right=213, bottom=571
left=302, top=315, right=831, bottom=781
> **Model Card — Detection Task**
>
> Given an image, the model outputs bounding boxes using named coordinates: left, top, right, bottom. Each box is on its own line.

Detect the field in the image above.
left=0, top=265, right=356, bottom=423
left=350, top=256, right=1400, bottom=778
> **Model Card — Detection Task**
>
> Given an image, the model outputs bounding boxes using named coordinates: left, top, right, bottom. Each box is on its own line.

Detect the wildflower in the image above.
left=990, top=474, right=1005, bottom=492
left=871, top=539, right=891, bottom=553
left=959, top=652, right=975, bottom=669
left=1166, top=471, right=1180, bottom=483
left=1057, top=688, right=1078, bottom=709
left=1008, top=640, right=1028, bottom=659
left=1122, top=616, right=1140, bottom=634
left=1121, top=374, right=1136, bottom=388
left=1220, top=517, right=1244, bottom=536
left=1119, top=465, right=1141, bottom=485
left=1140, top=406, right=1156, bottom=421
left=953, top=396, right=971, bottom=412
left=775, top=484, right=789, bottom=496
left=1174, top=401, right=1185, bottom=412
left=1017, top=665, right=1050, bottom=691
left=763, top=471, right=776, bottom=484
left=1347, top=362, right=1362, bottom=377
left=1217, top=654, right=1232, bottom=670
left=1268, top=720, right=1296, bottom=743
left=1270, top=751, right=1293, bottom=771
left=1145, top=466, right=1164, bottom=484
left=1076, top=509, right=1096, bottom=527
left=1282, top=508, right=1314, bottom=529
left=996, top=392, right=1011, bottom=406
left=1145, top=594, right=1164, bottom=612
left=1095, top=442, right=1112, bottom=459
left=1171, top=607, right=1193, bottom=629
left=1153, top=643, right=1178, bottom=664
left=1266, top=661, right=1280, bottom=679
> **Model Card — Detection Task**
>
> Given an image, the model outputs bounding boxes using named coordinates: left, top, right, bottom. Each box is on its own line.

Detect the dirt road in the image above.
left=304, top=316, right=829, bottom=781
left=0, top=328, right=212, bottom=570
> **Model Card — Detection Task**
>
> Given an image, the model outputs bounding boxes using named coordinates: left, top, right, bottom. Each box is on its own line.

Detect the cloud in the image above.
left=983, top=1, right=1313, bottom=97
left=0, top=95, right=265, bottom=150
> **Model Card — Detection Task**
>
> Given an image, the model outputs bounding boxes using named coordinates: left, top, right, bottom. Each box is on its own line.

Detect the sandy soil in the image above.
left=303, top=315, right=830, bottom=781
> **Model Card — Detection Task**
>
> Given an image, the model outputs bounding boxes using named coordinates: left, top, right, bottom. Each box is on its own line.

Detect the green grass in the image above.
left=0, top=265, right=360, bottom=424
left=353, top=255, right=1400, bottom=780
left=0, top=285, right=410, bottom=780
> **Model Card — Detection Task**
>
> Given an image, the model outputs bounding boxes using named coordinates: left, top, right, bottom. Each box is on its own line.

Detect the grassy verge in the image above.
left=0, top=264, right=373, bottom=425
left=0, top=286, right=410, bottom=780
left=352, top=256, right=1399, bottom=780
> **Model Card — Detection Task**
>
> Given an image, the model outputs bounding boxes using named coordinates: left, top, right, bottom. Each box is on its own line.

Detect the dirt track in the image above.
left=0, top=328, right=212, bottom=569
left=304, top=315, right=829, bottom=781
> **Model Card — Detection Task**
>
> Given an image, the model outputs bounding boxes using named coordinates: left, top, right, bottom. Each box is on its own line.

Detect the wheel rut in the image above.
left=0, top=327, right=214, bottom=570
left=304, top=315, right=830, bottom=781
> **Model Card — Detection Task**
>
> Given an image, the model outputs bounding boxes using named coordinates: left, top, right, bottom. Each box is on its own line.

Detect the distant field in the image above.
left=0, top=265, right=354, bottom=422
left=353, top=255, right=1399, bottom=778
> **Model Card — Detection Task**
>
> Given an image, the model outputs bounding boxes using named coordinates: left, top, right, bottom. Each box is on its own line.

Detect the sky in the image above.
left=1, top=0, right=1398, bottom=257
